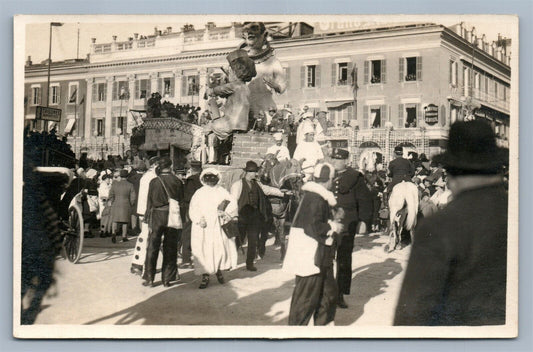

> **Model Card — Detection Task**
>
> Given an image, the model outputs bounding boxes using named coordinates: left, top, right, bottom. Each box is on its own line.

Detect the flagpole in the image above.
left=77, top=23, right=80, bottom=60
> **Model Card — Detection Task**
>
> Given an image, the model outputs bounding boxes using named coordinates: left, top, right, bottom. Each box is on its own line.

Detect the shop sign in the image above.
left=424, top=104, right=439, bottom=125
left=35, top=106, right=62, bottom=122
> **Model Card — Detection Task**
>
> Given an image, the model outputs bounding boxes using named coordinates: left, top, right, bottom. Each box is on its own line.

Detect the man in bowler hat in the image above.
left=330, top=148, right=373, bottom=308
left=394, top=120, right=508, bottom=325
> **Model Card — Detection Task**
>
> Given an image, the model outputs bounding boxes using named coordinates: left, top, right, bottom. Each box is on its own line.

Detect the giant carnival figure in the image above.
left=203, top=49, right=257, bottom=163
left=240, top=22, right=287, bottom=127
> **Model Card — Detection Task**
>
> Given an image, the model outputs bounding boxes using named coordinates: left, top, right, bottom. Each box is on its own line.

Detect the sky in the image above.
left=23, top=15, right=516, bottom=64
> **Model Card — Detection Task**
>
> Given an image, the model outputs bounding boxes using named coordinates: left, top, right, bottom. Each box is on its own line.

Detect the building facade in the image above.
left=24, top=21, right=511, bottom=163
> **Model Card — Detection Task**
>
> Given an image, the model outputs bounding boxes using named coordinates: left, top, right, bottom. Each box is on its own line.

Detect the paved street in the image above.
left=35, top=232, right=411, bottom=326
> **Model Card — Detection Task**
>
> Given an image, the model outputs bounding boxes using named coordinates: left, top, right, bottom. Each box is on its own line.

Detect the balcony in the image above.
left=449, top=84, right=509, bottom=114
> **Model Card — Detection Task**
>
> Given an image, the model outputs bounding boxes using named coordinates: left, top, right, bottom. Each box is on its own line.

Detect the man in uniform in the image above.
left=386, top=146, right=415, bottom=198
left=330, top=148, right=373, bottom=308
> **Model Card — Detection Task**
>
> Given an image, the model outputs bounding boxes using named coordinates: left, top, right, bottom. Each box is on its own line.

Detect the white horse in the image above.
left=385, top=181, right=419, bottom=252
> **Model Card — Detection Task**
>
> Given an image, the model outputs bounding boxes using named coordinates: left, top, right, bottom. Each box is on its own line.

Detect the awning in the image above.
left=64, top=119, right=76, bottom=134
left=325, top=100, right=354, bottom=109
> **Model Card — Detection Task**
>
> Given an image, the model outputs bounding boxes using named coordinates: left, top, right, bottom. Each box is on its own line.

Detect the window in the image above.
left=450, top=60, right=458, bottom=86
left=327, top=103, right=353, bottom=126
left=451, top=106, right=458, bottom=124
left=113, top=81, right=129, bottom=100
left=31, top=86, right=41, bottom=105
left=50, top=84, right=60, bottom=105
left=163, top=78, right=172, bottom=96
left=135, top=79, right=151, bottom=99
left=474, top=72, right=480, bottom=98
left=93, top=82, right=107, bottom=102
left=158, top=77, right=174, bottom=97
left=484, top=76, right=489, bottom=95
left=306, top=65, right=316, bottom=87
left=337, top=62, right=348, bottom=85
left=371, top=60, right=381, bottom=83
left=187, top=76, right=199, bottom=96
left=97, top=119, right=104, bottom=136
left=398, top=103, right=420, bottom=128
left=68, top=83, right=78, bottom=104
left=283, top=67, right=290, bottom=89
left=363, top=105, right=387, bottom=129
left=400, top=56, right=422, bottom=82
left=494, top=82, right=498, bottom=98
left=364, top=59, right=386, bottom=84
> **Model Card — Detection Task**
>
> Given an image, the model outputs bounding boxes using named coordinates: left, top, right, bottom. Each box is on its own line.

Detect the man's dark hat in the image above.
left=419, top=153, right=429, bottom=162
left=158, top=156, right=172, bottom=169
left=119, top=169, right=129, bottom=178
left=394, top=145, right=403, bottom=154
left=244, top=160, right=259, bottom=172
left=331, top=148, right=349, bottom=160
left=433, top=120, right=508, bottom=172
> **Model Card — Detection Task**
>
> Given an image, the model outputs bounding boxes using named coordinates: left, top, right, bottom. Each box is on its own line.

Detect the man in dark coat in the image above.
left=285, top=163, right=343, bottom=325
left=142, top=157, right=184, bottom=287
left=179, top=160, right=203, bottom=267
left=127, top=166, right=144, bottom=235
left=394, top=120, right=508, bottom=326
left=230, top=161, right=271, bottom=271
left=330, top=148, right=373, bottom=308
left=387, top=146, right=415, bottom=194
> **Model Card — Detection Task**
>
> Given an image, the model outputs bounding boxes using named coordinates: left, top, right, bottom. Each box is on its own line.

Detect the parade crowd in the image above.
left=50, top=110, right=508, bottom=327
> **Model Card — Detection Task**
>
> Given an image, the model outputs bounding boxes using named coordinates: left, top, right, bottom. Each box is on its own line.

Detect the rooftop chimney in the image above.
left=167, top=26, right=172, bottom=33
left=26, top=56, right=32, bottom=66
left=91, top=37, right=96, bottom=43
left=154, top=27, right=158, bottom=35
left=134, top=33, right=139, bottom=39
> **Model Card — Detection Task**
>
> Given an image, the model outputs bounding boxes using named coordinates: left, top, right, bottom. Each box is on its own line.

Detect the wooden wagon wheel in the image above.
left=62, top=205, right=84, bottom=263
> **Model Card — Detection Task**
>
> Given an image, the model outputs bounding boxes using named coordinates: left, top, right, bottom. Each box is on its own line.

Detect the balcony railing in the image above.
left=450, top=84, right=510, bottom=112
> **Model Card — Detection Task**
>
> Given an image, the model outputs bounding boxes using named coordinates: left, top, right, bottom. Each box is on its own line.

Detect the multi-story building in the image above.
left=24, top=21, right=511, bottom=164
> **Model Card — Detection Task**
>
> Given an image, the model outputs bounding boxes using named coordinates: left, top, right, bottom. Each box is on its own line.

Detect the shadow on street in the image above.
left=335, top=258, right=403, bottom=326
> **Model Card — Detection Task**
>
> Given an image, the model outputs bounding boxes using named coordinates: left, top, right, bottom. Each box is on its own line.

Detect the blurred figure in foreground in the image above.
left=394, top=120, right=508, bottom=326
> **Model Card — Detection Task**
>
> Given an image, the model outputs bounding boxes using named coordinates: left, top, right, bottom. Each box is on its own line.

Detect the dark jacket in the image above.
left=292, top=190, right=335, bottom=268
left=333, top=167, right=374, bottom=231
left=388, top=157, right=415, bottom=191
left=109, top=180, right=136, bottom=223
left=127, top=171, right=143, bottom=209
left=394, top=183, right=508, bottom=326
left=146, top=172, right=184, bottom=224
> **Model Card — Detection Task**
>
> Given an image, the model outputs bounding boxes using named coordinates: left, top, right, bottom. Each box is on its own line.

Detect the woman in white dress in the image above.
left=189, top=168, right=238, bottom=289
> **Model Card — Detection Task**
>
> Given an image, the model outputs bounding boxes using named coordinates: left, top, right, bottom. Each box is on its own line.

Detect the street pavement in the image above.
left=35, top=231, right=411, bottom=326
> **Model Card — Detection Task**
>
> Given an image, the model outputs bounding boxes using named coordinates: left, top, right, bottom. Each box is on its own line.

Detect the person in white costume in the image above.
left=189, top=168, right=239, bottom=289
left=296, top=112, right=324, bottom=145
left=293, top=124, right=324, bottom=181
left=266, top=132, right=291, bottom=162
left=130, top=156, right=159, bottom=276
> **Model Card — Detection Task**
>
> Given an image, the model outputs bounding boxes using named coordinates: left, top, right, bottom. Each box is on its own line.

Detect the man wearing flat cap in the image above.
left=330, top=148, right=373, bottom=308
left=395, top=120, right=508, bottom=326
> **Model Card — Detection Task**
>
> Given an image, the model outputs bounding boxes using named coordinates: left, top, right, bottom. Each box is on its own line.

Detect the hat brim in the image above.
left=433, top=147, right=508, bottom=171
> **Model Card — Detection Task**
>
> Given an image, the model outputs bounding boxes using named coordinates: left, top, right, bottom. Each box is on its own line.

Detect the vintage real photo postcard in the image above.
left=13, top=14, right=519, bottom=338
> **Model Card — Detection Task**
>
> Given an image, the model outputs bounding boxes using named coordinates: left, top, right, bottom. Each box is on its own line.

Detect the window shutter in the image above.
left=449, top=60, right=453, bottom=84
left=158, top=78, right=163, bottom=95
left=381, top=60, right=387, bottom=83
left=347, top=104, right=353, bottom=120
left=111, top=116, right=117, bottom=136
left=91, top=118, right=96, bottom=136
left=364, top=60, right=369, bottom=84
left=92, top=84, right=97, bottom=102
left=363, top=105, right=369, bottom=128
left=315, top=65, right=321, bottom=87
left=381, top=104, right=387, bottom=122
left=416, top=56, right=422, bottom=81
left=398, top=104, right=404, bottom=128
left=416, top=103, right=422, bottom=126
left=135, top=80, right=140, bottom=99
left=285, top=67, right=290, bottom=90
left=170, top=78, right=175, bottom=97
left=348, top=62, right=354, bottom=85
left=103, top=83, right=107, bottom=101
left=300, top=66, right=306, bottom=88
left=182, top=76, right=187, bottom=96
left=123, top=115, right=128, bottom=133
left=56, top=86, right=61, bottom=104
left=146, top=80, right=151, bottom=95
left=399, top=57, right=404, bottom=82
left=331, top=63, right=337, bottom=86
left=102, top=119, right=105, bottom=136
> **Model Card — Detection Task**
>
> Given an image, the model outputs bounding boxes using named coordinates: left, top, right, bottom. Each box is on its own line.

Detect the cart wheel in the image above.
left=63, top=205, right=84, bottom=263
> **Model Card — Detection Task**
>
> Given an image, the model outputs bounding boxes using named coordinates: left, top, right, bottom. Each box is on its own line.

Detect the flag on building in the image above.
left=69, top=88, right=77, bottom=103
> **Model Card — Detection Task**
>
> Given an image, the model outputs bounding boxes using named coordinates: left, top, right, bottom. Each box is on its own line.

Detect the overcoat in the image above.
left=387, top=157, right=415, bottom=192
left=109, top=180, right=136, bottom=223
left=333, top=167, right=373, bottom=230
left=394, top=183, right=508, bottom=325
